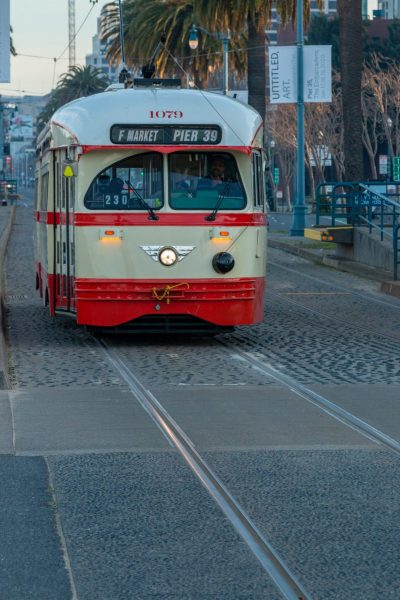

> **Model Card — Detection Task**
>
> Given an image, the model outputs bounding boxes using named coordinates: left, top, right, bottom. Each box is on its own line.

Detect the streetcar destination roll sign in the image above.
left=110, top=125, right=222, bottom=145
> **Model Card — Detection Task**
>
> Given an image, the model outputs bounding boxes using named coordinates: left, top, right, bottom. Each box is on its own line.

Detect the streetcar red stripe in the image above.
left=80, top=144, right=252, bottom=155
left=74, top=212, right=267, bottom=226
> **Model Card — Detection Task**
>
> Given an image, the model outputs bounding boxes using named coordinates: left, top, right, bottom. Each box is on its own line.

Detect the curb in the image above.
left=268, top=238, right=326, bottom=266
left=0, top=206, right=16, bottom=389
left=268, top=236, right=400, bottom=299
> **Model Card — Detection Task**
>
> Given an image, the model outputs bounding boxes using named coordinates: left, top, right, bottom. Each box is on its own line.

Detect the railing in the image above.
left=395, top=224, right=400, bottom=281
left=316, top=181, right=400, bottom=280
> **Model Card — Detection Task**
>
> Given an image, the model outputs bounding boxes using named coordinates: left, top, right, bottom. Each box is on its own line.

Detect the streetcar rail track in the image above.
left=96, top=336, right=312, bottom=600
left=218, top=340, right=400, bottom=457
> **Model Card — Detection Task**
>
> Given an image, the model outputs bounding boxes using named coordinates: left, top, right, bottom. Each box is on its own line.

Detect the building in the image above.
left=266, top=0, right=337, bottom=45
left=377, top=0, right=400, bottom=18
left=85, top=3, right=120, bottom=83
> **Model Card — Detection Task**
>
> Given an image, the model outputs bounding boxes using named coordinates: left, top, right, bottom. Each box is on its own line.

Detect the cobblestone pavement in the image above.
left=3, top=204, right=400, bottom=600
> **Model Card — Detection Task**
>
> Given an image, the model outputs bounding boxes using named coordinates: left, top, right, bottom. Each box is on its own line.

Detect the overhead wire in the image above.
left=51, top=2, right=98, bottom=89
left=160, top=43, right=248, bottom=147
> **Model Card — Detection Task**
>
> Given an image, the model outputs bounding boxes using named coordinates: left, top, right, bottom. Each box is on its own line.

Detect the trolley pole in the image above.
left=221, top=34, right=230, bottom=95
left=290, top=0, right=306, bottom=236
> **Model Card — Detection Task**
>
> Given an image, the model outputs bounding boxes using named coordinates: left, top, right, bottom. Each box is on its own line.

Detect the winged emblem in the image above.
left=140, top=245, right=195, bottom=262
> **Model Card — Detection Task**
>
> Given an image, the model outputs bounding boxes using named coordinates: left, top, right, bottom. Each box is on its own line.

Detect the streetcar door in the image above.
left=55, top=159, right=75, bottom=312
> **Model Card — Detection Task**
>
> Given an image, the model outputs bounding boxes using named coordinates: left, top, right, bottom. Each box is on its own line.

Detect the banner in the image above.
left=269, top=45, right=332, bottom=104
left=0, top=0, right=10, bottom=83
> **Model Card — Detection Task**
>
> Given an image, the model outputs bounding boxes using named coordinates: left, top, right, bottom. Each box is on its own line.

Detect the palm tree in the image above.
left=101, top=0, right=246, bottom=88
left=56, top=65, right=110, bottom=103
left=337, top=0, right=363, bottom=181
left=37, top=65, right=110, bottom=132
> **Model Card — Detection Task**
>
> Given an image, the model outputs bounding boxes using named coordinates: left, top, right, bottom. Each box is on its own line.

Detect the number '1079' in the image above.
left=149, top=110, right=183, bottom=119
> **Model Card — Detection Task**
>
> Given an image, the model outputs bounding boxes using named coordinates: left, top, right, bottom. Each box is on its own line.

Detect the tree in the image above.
left=102, top=0, right=321, bottom=123
left=37, top=65, right=109, bottom=132
left=101, top=0, right=246, bottom=88
left=337, top=0, right=363, bottom=181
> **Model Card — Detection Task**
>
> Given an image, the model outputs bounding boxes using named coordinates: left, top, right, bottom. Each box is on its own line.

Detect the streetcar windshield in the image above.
left=84, top=152, right=163, bottom=210
left=169, top=152, right=246, bottom=210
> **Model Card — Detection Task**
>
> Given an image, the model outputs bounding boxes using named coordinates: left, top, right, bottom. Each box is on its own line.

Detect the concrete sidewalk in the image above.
left=268, top=230, right=400, bottom=299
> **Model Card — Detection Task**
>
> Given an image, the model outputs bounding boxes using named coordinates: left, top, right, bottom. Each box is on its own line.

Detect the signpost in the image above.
left=393, top=156, right=400, bottom=182
left=269, top=45, right=332, bottom=105
left=268, top=40, right=332, bottom=236
left=273, top=168, right=279, bottom=184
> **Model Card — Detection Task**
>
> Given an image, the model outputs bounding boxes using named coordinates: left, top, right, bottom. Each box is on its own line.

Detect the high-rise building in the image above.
left=85, top=3, right=120, bottom=83
left=377, top=0, right=400, bottom=18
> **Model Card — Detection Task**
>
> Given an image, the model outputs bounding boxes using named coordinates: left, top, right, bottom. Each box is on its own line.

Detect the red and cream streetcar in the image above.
left=34, top=80, right=267, bottom=332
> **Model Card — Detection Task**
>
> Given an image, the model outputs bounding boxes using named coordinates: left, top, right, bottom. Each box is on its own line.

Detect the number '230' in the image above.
left=149, top=110, right=183, bottom=118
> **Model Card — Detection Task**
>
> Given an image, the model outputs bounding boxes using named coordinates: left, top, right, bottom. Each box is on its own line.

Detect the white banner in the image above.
left=269, top=45, right=332, bottom=104
left=269, top=46, right=297, bottom=104
left=0, top=0, right=10, bottom=83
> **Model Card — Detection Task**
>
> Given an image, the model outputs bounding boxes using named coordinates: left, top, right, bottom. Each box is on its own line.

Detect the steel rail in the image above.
left=268, top=289, right=400, bottom=347
left=96, top=337, right=312, bottom=600
left=268, top=260, right=400, bottom=310
left=219, top=341, right=400, bottom=456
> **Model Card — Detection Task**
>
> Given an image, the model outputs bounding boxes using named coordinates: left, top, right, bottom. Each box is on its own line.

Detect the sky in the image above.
left=0, top=0, right=104, bottom=97
left=0, top=0, right=379, bottom=98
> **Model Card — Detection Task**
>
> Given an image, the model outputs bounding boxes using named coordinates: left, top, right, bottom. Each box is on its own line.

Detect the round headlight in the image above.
left=212, top=252, right=235, bottom=274
left=159, top=247, right=178, bottom=266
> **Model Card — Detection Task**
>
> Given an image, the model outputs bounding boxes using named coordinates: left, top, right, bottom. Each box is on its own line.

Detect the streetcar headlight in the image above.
left=212, top=252, right=235, bottom=274
left=159, top=247, right=178, bottom=266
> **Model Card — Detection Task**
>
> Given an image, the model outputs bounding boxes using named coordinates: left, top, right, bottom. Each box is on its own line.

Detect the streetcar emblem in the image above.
left=140, top=245, right=195, bottom=262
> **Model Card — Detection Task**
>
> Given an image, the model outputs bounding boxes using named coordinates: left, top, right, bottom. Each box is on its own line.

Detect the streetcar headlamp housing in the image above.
left=159, top=247, right=178, bottom=266
left=212, top=252, right=235, bottom=274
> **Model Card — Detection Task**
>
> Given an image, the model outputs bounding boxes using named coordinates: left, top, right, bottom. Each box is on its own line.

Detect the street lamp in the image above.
left=188, top=24, right=230, bottom=95
left=387, top=116, right=393, bottom=182
left=290, top=0, right=306, bottom=236
left=269, top=140, right=276, bottom=211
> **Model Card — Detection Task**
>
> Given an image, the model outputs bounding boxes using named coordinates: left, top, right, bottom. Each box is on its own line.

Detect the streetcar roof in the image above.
left=49, top=88, right=263, bottom=150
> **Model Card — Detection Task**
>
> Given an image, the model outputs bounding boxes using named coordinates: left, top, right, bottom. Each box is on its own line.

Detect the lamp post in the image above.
left=290, top=0, right=306, bottom=236
left=188, top=24, right=230, bottom=95
left=269, top=139, right=276, bottom=211
left=387, top=116, right=393, bottom=182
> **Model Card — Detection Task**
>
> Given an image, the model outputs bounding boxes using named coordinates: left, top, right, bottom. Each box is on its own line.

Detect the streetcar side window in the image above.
left=169, top=152, right=246, bottom=210
left=252, top=151, right=265, bottom=208
left=40, top=172, right=49, bottom=212
left=84, top=152, right=163, bottom=210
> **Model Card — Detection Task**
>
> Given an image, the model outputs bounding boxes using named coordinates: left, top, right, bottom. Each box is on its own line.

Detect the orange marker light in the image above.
left=219, top=231, right=230, bottom=237
left=104, top=230, right=115, bottom=236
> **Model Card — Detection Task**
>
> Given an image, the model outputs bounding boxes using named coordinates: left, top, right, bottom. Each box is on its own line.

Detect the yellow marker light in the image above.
left=210, top=227, right=232, bottom=241
left=99, top=228, right=123, bottom=242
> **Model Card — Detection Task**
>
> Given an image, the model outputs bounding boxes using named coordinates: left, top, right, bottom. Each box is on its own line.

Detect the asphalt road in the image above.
left=1, top=197, right=400, bottom=599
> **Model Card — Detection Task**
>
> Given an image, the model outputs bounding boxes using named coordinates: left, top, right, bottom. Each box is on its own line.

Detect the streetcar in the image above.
left=34, top=80, right=267, bottom=332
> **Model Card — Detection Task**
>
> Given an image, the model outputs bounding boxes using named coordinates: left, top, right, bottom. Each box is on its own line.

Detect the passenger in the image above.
left=208, top=156, right=226, bottom=187
left=109, top=177, right=124, bottom=194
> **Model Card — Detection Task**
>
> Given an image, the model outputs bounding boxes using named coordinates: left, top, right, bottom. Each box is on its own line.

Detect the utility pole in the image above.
left=68, top=0, right=76, bottom=67
left=290, top=0, right=306, bottom=236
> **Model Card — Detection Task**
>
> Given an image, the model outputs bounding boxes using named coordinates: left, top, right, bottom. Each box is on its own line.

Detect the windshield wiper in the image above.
left=124, top=180, right=159, bottom=221
left=205, top=182, right=231, bottom=221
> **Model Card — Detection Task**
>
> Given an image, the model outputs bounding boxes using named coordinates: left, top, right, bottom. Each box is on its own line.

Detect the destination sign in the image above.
left=110, top=125, right=222, bottom=145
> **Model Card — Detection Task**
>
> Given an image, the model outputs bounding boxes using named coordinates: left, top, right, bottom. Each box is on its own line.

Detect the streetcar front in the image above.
left=42, top=87, right=267, bottom=331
